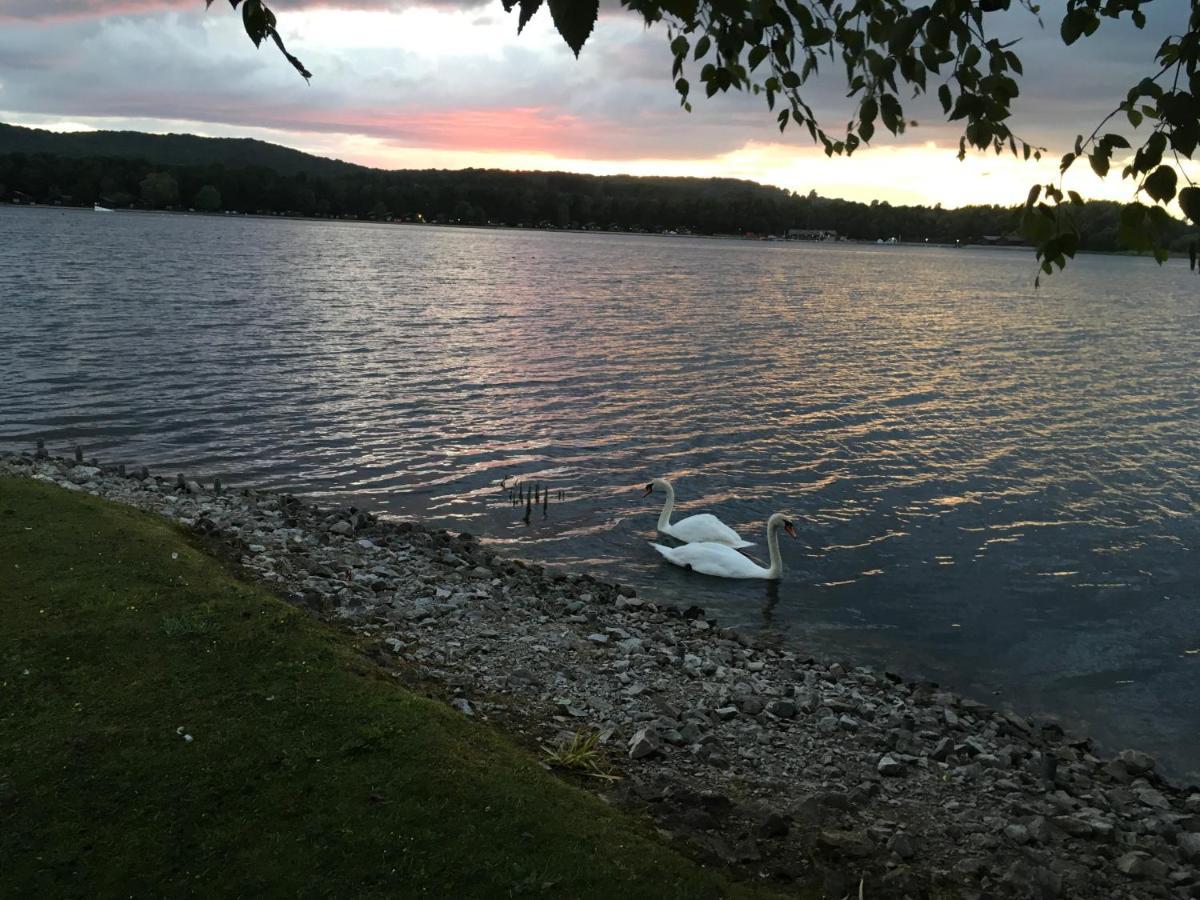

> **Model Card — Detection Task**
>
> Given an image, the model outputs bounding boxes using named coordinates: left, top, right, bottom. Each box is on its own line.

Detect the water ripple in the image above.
left=1, top=206, right=1197, bottom=778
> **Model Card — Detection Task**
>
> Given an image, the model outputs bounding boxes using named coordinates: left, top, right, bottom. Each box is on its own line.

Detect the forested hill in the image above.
left=0, top=122, right=1189, bottom=251
left=0, top=123, right=361, bottom=178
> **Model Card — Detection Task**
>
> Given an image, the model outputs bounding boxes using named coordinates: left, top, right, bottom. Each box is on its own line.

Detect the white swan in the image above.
left=651, top=513, right=797, bottom=580
left=643, top=478, right=753, bottom=548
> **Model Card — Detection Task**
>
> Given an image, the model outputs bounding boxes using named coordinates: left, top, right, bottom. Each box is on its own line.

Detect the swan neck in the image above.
left=765, top=520, right=783, bottom=579
left=656, top=483, right=675, bottom=531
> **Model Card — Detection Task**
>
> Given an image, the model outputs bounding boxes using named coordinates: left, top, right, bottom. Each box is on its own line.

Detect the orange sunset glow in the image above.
left=0, top=1, right=1188, bottom=208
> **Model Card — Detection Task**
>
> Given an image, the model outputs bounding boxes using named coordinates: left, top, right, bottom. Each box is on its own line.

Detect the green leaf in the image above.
left=748, top=44, right=769, bottom=70
left=548, top=0, right=598, bottom=57
left=880, top=93, right=903, bottom=134
left=516, top=0, right=544, bottom=33
left=242, top=0, right=270, bottom=46
left=1135, top=131, right=1168, bottom=172
left=693, top=35, right=710, bottom=59
left=925, top=16, right=949, bottom=49
left=658, top=0, right=698, bottom=19
left=1144, top=165, right=1178, bottom=203
left=937, top=83, right=951, bottom=113
left=1179, top=186, right=1200, bottom=223
left=860, top=96, right=878, bottom=127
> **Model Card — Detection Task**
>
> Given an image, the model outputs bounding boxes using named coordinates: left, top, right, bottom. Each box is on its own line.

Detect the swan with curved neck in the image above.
left=650, top=513, right=797, bottom=580
left=642, top=478, right=753, bottom=549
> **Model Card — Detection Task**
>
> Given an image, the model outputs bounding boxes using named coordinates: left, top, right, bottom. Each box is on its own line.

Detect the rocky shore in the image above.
left=5, top=450, right=1198, bottom=899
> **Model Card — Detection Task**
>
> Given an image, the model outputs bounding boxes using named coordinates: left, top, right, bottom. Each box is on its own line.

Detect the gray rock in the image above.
left=766, top=699, right=797, bottom=719
left=586, top=633, right=609, bottom=644
left=1118, top=748, right=1156, bottom=775
left=1052, top=816, right=1094, bottom=838
left=877, top=754, right=905, bottom=776
left=817, top=829, right=876, bottom=859
left=837, top=714, right=860, bottom=732
left=757, top=812, right=789, bottom=839
left=931, top=737, right=954, bottom=762
left=1004, top=823, right=1031, bottom=845
left=738, top=695, right=765, bottom=716
left=1116, top=851, right=1169, bottom=880
left=450, top=698, right=474, bottom=717
left=628, top=727, right=660, bottom=760
left=952, top=857, right=987, bottom=879
left=1136, top=786, right=1171, bottom=810
left=1179, top=832, right=1200, bottom=863
left=329, top=520, right=353, bottom=535
left=1028, top=816, right=1053, bottom=844
left=714, top=706, right=739, bottom=721
left=890, top=833, right=916, bottom=859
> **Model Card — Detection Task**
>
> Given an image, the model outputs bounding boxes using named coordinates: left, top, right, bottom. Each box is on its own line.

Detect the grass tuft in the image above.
left=159, top=606, right=215, bottom=636
left=541, top=730, right=621, bottom=781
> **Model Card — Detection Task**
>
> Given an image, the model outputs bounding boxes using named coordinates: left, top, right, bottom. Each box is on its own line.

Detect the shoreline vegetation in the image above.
left=0, top=469, right=764, bottom=900
left=3, top=449, right=1198, bottom=899
left=3, top=122, right=1197, bottom=254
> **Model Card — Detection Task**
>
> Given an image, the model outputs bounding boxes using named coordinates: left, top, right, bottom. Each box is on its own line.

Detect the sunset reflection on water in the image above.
left=1, top=206, right=1197, bottom=778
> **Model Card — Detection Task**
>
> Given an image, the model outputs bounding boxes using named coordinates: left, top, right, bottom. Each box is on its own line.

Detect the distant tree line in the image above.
left=0, top=149, right=1193, bottom=252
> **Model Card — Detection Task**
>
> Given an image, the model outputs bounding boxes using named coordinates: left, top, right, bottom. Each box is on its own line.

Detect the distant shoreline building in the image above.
left=786, top=228, right=838, bottom=241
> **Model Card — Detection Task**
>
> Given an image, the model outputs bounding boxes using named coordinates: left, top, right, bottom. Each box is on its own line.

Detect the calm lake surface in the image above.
left=3, top=206, right=1197, bottom=778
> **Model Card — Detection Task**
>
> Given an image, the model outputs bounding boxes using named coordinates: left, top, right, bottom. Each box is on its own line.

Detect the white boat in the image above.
left=93, top=203, right=113, bottom=213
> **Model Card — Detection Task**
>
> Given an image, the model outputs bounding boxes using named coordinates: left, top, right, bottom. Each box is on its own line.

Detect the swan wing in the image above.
left=651, top=541, right=769, bottom=579
left=667, top=513, right=753, bottom=548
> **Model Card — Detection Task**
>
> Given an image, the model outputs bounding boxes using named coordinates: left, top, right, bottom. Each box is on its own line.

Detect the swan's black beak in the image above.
left=641, top=484, right=654, bottom=497
left=784, top=521, right=798, bottom=539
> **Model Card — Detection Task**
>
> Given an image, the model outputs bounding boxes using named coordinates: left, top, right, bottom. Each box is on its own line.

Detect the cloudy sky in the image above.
left=0, top=0, right=1191, bottom=206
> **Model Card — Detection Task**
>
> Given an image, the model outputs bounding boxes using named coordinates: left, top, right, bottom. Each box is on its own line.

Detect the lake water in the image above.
left=2, top=206, right=1197, bottom=779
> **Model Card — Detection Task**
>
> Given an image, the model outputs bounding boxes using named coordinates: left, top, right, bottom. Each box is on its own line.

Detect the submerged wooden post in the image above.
left=176, top=473, right=186, bottom=491
left=523, top=494, right=532, bottom=524
left=214, top=477, right=223, bottom=496
left=542, top=485, right=548, bottom=517
left=117, top=463, right=126, bottom=477
left=74, top=445, right=83, bottom=463
left=139, top=466, right=149, bottom=481
left=35, top=440, right=47, bottom=459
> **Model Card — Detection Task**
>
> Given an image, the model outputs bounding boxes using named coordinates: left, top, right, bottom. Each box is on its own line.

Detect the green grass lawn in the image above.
left=0, top=477, right=774, bottom=898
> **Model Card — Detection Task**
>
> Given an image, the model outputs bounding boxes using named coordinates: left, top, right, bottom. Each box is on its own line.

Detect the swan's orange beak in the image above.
left=641, top=484, right=654, bottom=497
left=784, top=521, right=798, bottom=538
